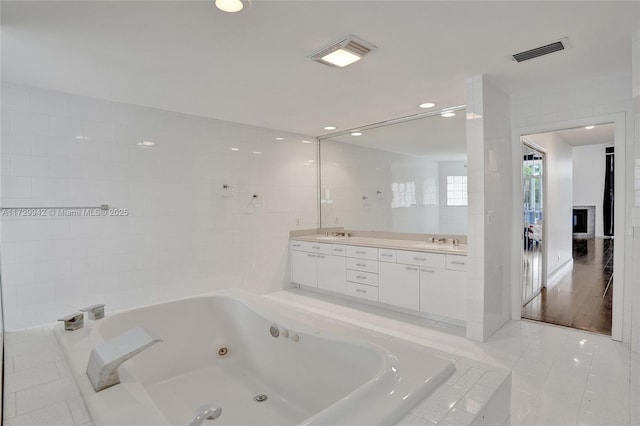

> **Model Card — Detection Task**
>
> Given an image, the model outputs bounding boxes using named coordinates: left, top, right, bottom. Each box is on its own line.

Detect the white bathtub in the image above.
left=56, top=289, right=455, bottom=425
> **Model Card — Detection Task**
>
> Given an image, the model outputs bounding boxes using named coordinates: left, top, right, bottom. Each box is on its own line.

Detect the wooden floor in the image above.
left=522, top=238, right=613, bottom=335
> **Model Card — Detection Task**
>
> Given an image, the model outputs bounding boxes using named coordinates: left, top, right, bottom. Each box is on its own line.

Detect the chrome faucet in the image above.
left=86, top=327, right=162, bottom=392
left=189, top=405, right=222, bottom=426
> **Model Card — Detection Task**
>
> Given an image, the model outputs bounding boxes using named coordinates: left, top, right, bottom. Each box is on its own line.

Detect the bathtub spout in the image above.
left=189, top=405, right=222, bottom=426
left=86, top=327, right=162, bottom=392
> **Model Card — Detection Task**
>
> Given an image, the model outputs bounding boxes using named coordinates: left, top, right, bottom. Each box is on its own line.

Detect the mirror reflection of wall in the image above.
left=319, top=108, right=467, bottom=235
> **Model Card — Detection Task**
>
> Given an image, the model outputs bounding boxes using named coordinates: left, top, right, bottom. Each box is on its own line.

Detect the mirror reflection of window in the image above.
left=446, top=176, right=468, bottom=206
left=391, top=182, right=416, bottom=208
left=422, top=178, right=439, bottom=206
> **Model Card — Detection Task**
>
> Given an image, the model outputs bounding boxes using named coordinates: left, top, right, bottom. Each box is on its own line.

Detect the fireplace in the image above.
left=573, top=205, right=595, bottom=238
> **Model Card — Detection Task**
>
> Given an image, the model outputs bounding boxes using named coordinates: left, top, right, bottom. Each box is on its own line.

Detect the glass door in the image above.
left=522, top=142, right=545, bottom=305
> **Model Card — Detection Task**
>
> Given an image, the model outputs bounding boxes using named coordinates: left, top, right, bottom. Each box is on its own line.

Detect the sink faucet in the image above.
left=86, top=327, right=162, bottom=392
left=189, top=405, right=222, bottom=426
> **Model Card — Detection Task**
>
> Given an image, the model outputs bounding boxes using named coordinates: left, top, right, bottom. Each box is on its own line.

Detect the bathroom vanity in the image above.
left=289, top=234, right=468, bottom=324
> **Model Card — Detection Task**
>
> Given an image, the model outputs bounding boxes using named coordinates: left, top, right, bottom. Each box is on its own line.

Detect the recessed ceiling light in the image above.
left=310, top=35, right=376, bottom=68
left=275, top=137, right=285, bottom=141
left=324, top=126, right=337, bottom=131
left=75, top=135, right=89, bottom=140
left=351, top=132, right=362, bottom=136
left=215, top=0, right=244, bottom=13
left=585, top=125, right=595, bottom=130
left=419, top=102, right=436, bottom=109
left=301, top=140, right=313, bottom=144
left=322, top=49, right=361, bottom=67
left=137, top=141, right=155, bottom=147
left=230, top=147, right=239, bottom=151
left=252, top=151, right=261, bottom=155
left=441, top=111, right=456, bottom=118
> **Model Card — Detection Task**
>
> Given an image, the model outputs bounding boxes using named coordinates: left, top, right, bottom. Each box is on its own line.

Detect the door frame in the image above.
left=520, top=137, right=548, bottom=306
left=511, top=112, right=626, bottom=342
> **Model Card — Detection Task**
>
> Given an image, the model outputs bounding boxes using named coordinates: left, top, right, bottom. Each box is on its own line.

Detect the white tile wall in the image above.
left=0, top=83, right=318, bottom=329
left=632, top=28, right=640, bottom=353
left=464, top=76, right=512, bottom=342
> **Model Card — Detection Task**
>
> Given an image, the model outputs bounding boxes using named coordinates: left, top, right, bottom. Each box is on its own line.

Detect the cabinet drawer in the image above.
left=396, top=250, right=446, bottom=269
left=346, top=245, right=378, bottom=260
left=347, top=282, right=378, bottom=302
left=290, top=240, right=307, bottom=251
left=331, top=244, right=346, bottom=256
left=446, top=255, right=468, bottom=271
left=378, top=249, right=396, bottom=263
left=307, top=242, right=332, bottom=255
left=346, top=269, right=379, bottom=286
left=346, top=257, right=378, bottom=273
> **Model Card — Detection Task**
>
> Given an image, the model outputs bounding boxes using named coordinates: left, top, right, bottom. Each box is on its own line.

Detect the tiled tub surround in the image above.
left=1, top=83, right=318, bottom=330
left=8, top=288, right=640, bottom=426
left=5, top=290, right=510, bottom=426
left=290, top=232, right=468, bottom=324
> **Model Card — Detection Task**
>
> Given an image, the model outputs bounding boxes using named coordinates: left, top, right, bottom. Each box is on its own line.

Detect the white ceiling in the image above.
left=1, top=1, right=638, bottom=136
left=534, top=123, right=615, bottom=147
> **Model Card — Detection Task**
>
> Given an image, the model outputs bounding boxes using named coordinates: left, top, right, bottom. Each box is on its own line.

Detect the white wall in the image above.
left=465, top=75, right=512, bottom=342
left=0, top=83, right=318, bottom=330
left=527, top=132, right=574, bottom=277
left=572, top=143, right=608, bottom=238
left=510, top=70, right=634, bottom=346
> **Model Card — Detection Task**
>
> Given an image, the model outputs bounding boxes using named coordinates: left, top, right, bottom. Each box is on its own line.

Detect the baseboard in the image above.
left=546, top=258, right=574, bottom=289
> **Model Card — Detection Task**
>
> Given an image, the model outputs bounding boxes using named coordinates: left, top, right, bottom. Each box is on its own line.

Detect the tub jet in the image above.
left=254, top=394, right=268, bottom=402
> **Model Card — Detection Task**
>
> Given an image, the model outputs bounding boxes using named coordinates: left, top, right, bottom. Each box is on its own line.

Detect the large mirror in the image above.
left=319, top=107, right=467, bottom=235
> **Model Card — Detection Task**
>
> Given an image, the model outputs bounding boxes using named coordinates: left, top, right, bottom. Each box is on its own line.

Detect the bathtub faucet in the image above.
left=189, top=405, right=222, bottom=426
left=86, top=327, right=162, bottom=392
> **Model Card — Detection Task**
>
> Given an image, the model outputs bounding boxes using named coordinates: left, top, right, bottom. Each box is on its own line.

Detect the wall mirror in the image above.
left=319, top=106, right=467, bottom=235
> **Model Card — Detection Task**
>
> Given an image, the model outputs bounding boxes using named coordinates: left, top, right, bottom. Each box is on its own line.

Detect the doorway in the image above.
left=520, top=124, right=614, bottom=335
left=521, top=142, right=545, bottom=305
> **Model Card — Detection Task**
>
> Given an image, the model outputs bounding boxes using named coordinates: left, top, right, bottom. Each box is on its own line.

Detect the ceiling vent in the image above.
left=513, top=37, right=569, bottom=62
left=310, top=35, right=376, bottom=68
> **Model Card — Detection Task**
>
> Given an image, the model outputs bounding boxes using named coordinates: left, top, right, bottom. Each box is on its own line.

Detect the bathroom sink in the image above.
left=410, top=243, right=456, bottom=251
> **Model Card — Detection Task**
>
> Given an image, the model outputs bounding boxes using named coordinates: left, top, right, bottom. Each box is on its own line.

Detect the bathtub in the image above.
left=56, top=289, right=455, bottom=425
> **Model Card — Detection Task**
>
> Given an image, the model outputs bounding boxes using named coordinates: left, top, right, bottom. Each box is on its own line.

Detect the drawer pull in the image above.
left=356, top=275, right=367, bottom=280
left=451, top=261, right=465, bottom=265
left=414, top=257, right=426, bottom=261
left=317, top=255, right=325, bottom=259
left=356, top=263, right=366, bottom=267
left=406, top=266, right=418, bottom=271
left=312, top=246, right=321, bottom=249
left=381, top=253, right=393, bottom=257
left=333, top=248, right=343, bottom=252
left=356, top=250, right=366, bottom=254
left=308, top=254, right=316, bottom=258
left=421, top=269, right=435, bottom=273
left=292, top=244, right=301, bottom=247
left=356, top=289, right=367, bottom=293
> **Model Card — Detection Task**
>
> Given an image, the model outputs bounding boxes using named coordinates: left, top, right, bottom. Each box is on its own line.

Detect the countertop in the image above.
left=291, top=234, right=468, bottom=256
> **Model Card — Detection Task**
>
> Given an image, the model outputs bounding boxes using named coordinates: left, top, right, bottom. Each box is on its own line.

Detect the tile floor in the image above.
left=523, top=238, right=614, bottom=335
left=2, top=286, right=639, bottom=426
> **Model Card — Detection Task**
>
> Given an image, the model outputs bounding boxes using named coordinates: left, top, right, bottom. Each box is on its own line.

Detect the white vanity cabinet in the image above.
left=290, top=238, right=467, bottom=323
left=378, top=262, right=419, bottom=310
left=290, top=241, right=346, bottom=293
left=420, top=267, right=467, bottom=321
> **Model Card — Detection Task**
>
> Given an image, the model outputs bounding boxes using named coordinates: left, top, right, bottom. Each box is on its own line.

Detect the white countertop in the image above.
left=291, top=234, right=468, bottom=256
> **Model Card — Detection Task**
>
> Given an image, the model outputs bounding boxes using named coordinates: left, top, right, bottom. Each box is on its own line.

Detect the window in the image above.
left=446, top=176, right=468, bottom=206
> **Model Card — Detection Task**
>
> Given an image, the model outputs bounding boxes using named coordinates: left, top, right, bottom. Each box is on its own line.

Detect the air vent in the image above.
left=310, top=35, right=376, bottom=68
left=513, top=38, right=569, bottom=62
